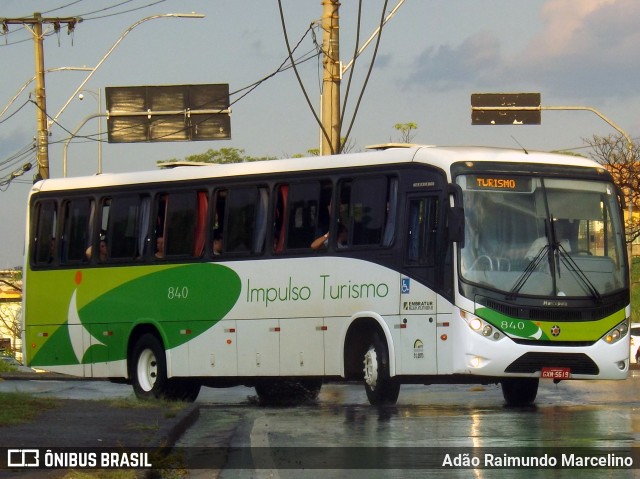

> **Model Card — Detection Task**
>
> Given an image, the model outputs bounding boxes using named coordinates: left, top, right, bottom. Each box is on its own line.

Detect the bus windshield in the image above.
left=457, top=174, right=627, bottom=298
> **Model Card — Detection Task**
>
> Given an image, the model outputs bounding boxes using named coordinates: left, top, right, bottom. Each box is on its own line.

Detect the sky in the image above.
left=1, top=0, right=639, bottom=268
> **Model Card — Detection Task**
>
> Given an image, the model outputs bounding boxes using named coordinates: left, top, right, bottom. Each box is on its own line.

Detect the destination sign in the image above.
left=467, top=176, right=531, bottom=192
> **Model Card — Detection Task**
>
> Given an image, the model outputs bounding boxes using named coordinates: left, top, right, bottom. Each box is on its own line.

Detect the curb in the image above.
left=0, top=371, right=100, bottom=380
left=157, top=403, right=201, bottom=448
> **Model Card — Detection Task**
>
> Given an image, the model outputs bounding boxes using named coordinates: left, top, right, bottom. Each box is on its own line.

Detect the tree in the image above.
left=393, top=122, right=418, bottom=143
left=158, top=147, right=277, bottom=166
left=0, top=272, right=22, bottom=358
left=0, top=304, right=21, bottom=358
left=584, top=134, right=640, bottom=245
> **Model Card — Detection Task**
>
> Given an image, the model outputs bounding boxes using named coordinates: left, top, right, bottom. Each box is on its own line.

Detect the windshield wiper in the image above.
left=555, top=243, right=601, bottom=301
left=508, top=244, right=550, bottom=299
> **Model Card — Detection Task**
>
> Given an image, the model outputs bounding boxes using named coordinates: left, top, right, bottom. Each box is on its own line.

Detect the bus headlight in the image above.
left=461, top=310, right=502, bottom=341
left=469, top=318, right=483, bottom=331
left=603, top=320, right=629, bottom=345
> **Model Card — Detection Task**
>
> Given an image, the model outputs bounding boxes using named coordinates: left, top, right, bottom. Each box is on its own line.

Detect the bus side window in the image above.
left=287, top=182, right=321, bottom=249
left=224, top=186, right=268, bottom=255
left=157, top=190, right=208, bottom=258
left=340, top=176, right=391, bottom=247
left=274, top=181, right=332, bottom=252
left=32, top=200, right=58, bottom=265
left=102, top=195, right=143, bottom=261
left=164, top=191, right=197, bottom=257
left=61, top=198, right=95, bottom=264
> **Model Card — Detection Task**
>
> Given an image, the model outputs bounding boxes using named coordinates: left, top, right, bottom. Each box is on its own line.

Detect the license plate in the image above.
left=541, top=367, right=571, bottom=379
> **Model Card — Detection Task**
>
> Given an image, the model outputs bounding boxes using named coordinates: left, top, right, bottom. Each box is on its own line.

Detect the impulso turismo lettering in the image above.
left=246, top=274, right=390, bottom=307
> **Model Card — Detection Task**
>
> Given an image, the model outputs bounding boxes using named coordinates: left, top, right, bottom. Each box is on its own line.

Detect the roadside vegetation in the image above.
left=0, top=392, right=59, bottom=425
left=0, top=358, right=15, bottom=373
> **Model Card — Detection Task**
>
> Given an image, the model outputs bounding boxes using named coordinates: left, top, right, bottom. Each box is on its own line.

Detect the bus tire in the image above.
left=166, top=378, right=201, bottom=402
left=363, top=335, right=400, bottom=406
left=131, top=333, right=169, bottom=400
left=501, top=377, right=539, bottom=406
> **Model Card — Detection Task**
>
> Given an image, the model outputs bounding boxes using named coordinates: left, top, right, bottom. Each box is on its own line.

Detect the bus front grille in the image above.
left=504, top=352, right=600, bottom=375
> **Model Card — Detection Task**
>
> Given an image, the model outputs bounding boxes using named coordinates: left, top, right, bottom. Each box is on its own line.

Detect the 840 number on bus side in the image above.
left=167, top=286, right=189, bottom=300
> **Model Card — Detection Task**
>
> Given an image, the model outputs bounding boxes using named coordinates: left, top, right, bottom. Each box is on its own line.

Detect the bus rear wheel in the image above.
left=363, top=335, right=400, bottom=406
left=255, top=379, right=322, bottom=405
left=166, top=379, right=201, bottom=402
left=131, top=333, right=169, bottom=400
left=501, top=377, right=539, bottom=406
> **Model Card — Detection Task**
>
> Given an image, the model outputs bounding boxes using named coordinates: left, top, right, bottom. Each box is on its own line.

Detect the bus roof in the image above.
left=31, top=145, right=606, bottom=193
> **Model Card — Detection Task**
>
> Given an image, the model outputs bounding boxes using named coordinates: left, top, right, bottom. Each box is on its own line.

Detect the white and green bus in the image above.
left=22, top=144, right=630, bottom=406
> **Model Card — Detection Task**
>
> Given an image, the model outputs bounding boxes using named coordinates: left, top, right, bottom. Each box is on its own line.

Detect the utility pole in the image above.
left=320, top=0, right=341, bottom=156
left=1, top=13, right=81, bottom=180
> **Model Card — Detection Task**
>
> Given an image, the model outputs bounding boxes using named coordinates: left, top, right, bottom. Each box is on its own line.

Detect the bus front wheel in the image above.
left=501, top=377, right=539, bottom=406
left=363, top=335, right=400, bottom=406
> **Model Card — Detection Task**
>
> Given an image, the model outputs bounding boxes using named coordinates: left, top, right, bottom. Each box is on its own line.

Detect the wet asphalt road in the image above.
left=2, top=374, right=640, bottom=478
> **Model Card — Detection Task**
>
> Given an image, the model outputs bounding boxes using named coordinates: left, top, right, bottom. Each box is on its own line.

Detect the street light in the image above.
left=78, top=89, right=103, bottom=174
left=63, top=112, right=106, bottom=177
left=58, top=12, right=205, bottom=177
left=52, top=13, right=205, bottom=126
left=0, top=67, right=93, bottom=120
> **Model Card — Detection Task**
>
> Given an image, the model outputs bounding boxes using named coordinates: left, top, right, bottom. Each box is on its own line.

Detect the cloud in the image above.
left=408, top=31, right=502, bottom=91
left=512, top=0, right=640, bottom=96
left=407, top=0, right=640, bottom=99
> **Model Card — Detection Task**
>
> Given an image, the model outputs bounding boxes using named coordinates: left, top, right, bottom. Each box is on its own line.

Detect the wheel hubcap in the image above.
left=137, top=348, right=157, bottom=392
left=363, top=347, right=378, bottom=390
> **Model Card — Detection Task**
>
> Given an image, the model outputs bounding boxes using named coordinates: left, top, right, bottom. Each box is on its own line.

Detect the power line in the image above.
left=0, top=0, right=166, bottom=46
left=0, top=144, right=35, bottom=174
left=41, top=1, right=86, bottom=15
left=0, top=100, right=32, bottom=126
left=341, top=0, right=389, bottom=150
left=278, top=0, right=331, bottom=152
left=78, top=0, right=169, bottom=21
left=0, top=13, right=83, bottom=181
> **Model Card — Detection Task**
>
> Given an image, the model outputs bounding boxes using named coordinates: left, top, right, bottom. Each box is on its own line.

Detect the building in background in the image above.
left=0, top=270, right=22, bottom=360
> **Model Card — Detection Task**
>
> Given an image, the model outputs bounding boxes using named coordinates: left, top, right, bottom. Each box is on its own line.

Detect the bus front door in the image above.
left=399, top=194, right=443, bottom=375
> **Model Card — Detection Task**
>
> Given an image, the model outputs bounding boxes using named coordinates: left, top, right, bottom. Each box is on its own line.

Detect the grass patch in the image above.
left=0, top=361, right=15, bottom=373
left=124, top=421, right=160, bottom=432
left=60, top=470, right=138, bottom=479
left=0, top=392, right=59, bottom=426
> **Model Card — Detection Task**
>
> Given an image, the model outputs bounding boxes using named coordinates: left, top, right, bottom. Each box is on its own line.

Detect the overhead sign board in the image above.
left=471, top=92, right=541, bottom=125
left=106, top=84, right=230, bottom=143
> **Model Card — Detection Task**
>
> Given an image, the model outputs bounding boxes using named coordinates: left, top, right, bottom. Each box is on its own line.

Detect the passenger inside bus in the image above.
left=213, top=232, right=223, bottom=255
left=85, top=238, right=108, bottom=263
left=311, top=224, right=348, bottom=250
left=155, top=237, right=165, bottom=259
